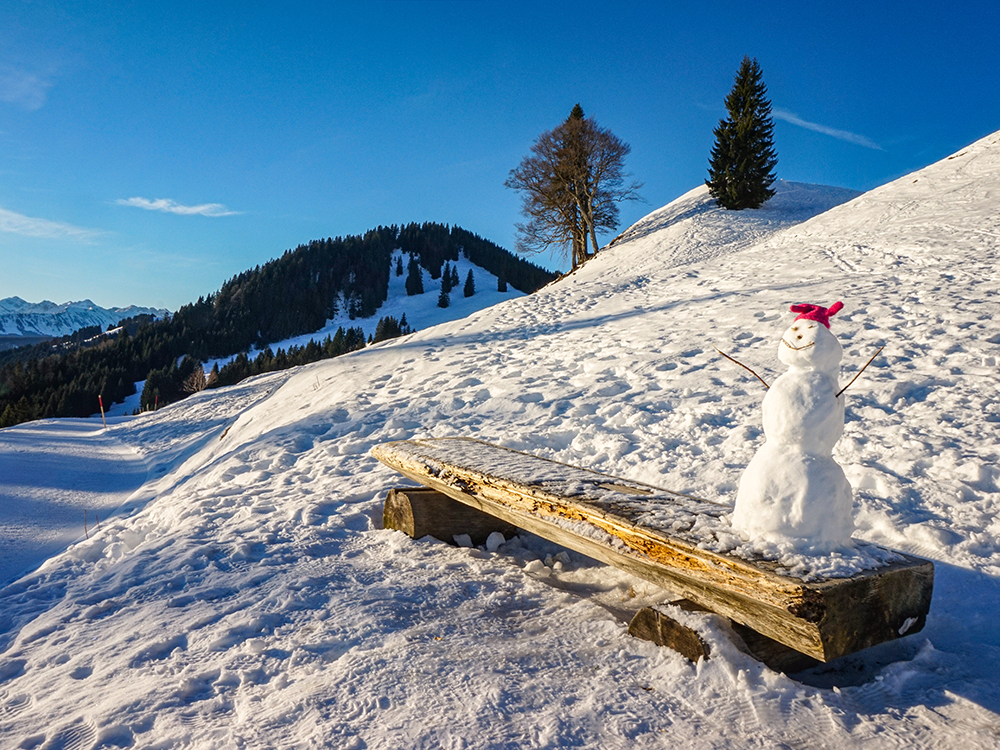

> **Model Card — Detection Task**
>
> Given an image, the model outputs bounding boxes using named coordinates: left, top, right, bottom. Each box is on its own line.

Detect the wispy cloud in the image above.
left=773, top=108, right=884, bottom=151
left=123, top=247, right=218, bottom=271
left=0, top=206, right=101, bottom=241
left=116, top=197, right=241, bottom=217
left=0, top=67, right=54, bottom=111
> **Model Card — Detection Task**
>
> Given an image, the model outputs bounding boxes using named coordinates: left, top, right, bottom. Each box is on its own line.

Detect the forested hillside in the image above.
left=0, top=223, right=555, bottom=427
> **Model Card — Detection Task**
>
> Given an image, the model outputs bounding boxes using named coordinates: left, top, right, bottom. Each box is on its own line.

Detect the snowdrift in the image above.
left=1, top=131, right=999, bottom=748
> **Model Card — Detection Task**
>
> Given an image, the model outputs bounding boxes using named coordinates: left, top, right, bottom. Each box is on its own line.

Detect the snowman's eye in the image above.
left=792, top=326, right=798, bottom=331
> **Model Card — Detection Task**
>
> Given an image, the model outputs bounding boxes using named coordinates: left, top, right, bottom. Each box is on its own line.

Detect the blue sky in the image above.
left=2, top=0, right=998, bottom=311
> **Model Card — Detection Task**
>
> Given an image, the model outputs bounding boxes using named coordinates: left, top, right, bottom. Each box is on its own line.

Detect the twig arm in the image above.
left=836, top=346, right=885, bottom=398
left=714, top=347, right=769, bottom=390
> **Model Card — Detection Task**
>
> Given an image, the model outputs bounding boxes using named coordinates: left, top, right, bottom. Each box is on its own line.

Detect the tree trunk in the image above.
left=586, top=209, right=600, bottom=257
left=577, top=199, right=598, bottom=259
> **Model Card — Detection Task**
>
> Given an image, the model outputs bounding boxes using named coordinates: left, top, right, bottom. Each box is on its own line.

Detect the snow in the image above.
left=0, top=297, right=168, bottom=339
left=485, top=531, right=506, bottom=553
left=2, top=131, right=1000, bottom=747
left=0, top=421, right=148, bottom=585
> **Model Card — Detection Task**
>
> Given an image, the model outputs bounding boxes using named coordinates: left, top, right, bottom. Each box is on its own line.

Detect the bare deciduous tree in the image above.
left=505, top=105, right=642, bottom=270
left=182, top=364, right=207, bottom=395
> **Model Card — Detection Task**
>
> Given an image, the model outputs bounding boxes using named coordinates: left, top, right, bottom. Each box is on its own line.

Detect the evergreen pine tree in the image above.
left=374, top=315, right=404, bottom=343
left=498, top=276, right=508, bottom=292
left=706, top=56, right=778, bottom=210
left=348, top=296, right=362, bottom=320
left=331, top=327, right=346, bottom=355
left=451, top=265, right=460, bottom=289
left=396, top=255, right=404, bottom=276
left=463, top=269, right=475, bottom=297
left=405, top=257, right=424, bottom=295
left=438, top=286, right=450, bottom=308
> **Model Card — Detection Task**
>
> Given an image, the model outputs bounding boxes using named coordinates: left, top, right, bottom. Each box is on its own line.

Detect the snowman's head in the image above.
left=778, top=302, right=844, bottom=372
left=778, top=320, right=842, bottom=371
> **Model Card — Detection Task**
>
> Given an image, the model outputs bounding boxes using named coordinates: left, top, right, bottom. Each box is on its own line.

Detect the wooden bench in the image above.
left=372, top=437, right=934, bottom=667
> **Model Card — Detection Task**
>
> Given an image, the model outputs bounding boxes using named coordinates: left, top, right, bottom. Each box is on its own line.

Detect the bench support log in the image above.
left=730, top=622, right=821, bottom=673
left=628, top=605, right=710, bottom=663
left=628, top=605, right=821, bottom=672
left=384, top=487, right=518, bottom=546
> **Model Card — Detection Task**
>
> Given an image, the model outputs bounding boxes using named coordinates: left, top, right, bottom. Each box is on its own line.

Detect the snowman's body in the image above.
left=731, top=310, right=855, bottom=552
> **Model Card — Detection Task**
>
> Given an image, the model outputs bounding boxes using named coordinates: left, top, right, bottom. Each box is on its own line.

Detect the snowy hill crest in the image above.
left=773, top=130, right=1000, bottom=269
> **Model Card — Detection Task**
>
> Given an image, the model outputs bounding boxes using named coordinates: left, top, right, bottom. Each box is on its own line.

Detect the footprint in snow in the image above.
left=1, top=691, right=32, bottom=717
left=69, top=665, right=93, bottom=680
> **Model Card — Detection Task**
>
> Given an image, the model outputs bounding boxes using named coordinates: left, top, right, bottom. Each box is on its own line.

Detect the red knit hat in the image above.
left=789, top=301, right=844, bottom=329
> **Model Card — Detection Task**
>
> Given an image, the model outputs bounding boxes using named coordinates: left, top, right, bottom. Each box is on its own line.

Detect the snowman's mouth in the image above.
left=782, top=338, right=815, bottom=351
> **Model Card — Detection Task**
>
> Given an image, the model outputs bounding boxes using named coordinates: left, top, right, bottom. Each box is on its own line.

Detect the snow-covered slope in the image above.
left=776, top=130, right=1000, bottom=269
left=2, top=133, right=1000, bottom=748
left=0, top=296, right=169, bottom=339
left=605, top=179, right=859, bottom=269
left=250, top=249, right=525, bottom=353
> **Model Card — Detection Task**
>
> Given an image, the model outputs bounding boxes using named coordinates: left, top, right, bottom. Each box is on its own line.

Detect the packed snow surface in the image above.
left=2, top=131, right=1000, bottom=748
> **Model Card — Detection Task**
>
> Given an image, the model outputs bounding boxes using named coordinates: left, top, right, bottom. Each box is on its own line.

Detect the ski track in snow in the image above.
left=2, top=134, right=1000, bottom=747
left=0, top=421, right=149, bottom=586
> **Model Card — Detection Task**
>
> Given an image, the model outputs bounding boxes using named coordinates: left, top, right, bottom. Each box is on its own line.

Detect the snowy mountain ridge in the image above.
left=0, top=295, right=169, bottom=339
left=2, top=130, right=1000, bottom=748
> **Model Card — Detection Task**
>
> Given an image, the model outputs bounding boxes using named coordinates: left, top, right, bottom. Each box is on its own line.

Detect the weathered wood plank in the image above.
left=384, top=487, right=518, bottom=545
left=371, top=437, right=934, bottom=662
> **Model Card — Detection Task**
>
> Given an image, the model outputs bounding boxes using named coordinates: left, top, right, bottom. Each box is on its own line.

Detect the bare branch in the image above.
left=836, top=346, right=884, bottom=398
left=714, top=347, right=770, bottom=390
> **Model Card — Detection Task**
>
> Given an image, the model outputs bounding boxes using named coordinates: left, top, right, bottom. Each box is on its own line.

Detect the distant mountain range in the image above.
left=0, top=297, right=170, bottom=349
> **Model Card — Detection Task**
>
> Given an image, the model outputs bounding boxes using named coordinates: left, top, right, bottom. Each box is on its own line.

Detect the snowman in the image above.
left=730, top=302, right=855, bottom=553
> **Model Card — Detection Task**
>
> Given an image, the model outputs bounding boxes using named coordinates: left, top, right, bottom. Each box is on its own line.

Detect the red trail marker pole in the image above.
left=98, top=394, right=107, bottom=428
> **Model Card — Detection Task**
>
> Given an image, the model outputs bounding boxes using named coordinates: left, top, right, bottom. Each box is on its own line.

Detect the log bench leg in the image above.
left=383, top=487, right=518, bottom=546
left=627, top=605, right=710, bottom=662
left=628, top=605, right=821, bottom=672
left=730, top=623, right=821, bottom=673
